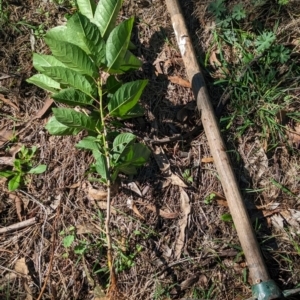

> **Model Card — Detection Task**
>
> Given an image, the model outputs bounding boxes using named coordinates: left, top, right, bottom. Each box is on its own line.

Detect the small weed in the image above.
left=182, top=168, right=193, bottom=183
left=204, top=192, right=216, bottom=204
left=208, top=0, right=300, bottom=150
left=220, top=213, right=233, bottom=222
left=0, top=146, right=46, bottom=191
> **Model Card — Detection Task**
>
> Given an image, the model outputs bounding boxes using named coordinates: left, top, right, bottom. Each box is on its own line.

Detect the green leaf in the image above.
left=221, top=213, right=233, bottom=222
left=122, top=143, right=150, bottom=166
left=42, top=67, right=96, bottom=96
left=0, top=170, right=15, bottom=178
left=106, top=17, right=134, bottom=72
left=108, top=80, right=148, bottom=117
left=66, top=13, right=106, bottom=66
left=120, top=103, right=144, bottom=119
left=52, top=88, right=94, bottom=106
left=52, top=108, right=98, bottom=132
left=28, top=165, right=47, bottom=174
left=111, top=133, right=136, bottom=164
left=119, top=51, right=142, bottom=72
left=27, top=74, right=60, bottom=93
left=44, top=38, right=98, bottom=77
left=208, top=0, right=226, bottom=18
left=63, top=234, right=75, bottom=248
left=45, top=26, right=68, bottom=42
left=45, top=116, right=82, bottom=135
left=93, top=0, right=123, bottom=40
left=8, top=173, right=22, bottom=191
left=76, top=0, right=96, bottom=20
left=76, top=136, right=100, bottom=151
left=13, top=159, right=22, bottom=172
left=113, top=132, right=136, bottom=148
left=33, top=54, right=66, bottom=73
left=255, top=31, right=276, bottom=53
left=106, top=75, right=122, bottom=94
left=232, top=4, right=246, bottom=20
left=117, top=165, right=137, bottom=175
left=94, top=153, right=108, bottom=181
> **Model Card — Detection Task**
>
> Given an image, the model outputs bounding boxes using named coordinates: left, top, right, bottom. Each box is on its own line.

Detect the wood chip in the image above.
left=174, top=188, right=191, bottom=259
left=168, top=76, right=191, bottom=88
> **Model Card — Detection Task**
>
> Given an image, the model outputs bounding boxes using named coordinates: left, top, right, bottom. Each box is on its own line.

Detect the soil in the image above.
left=0, top=0, right=299, bottom=299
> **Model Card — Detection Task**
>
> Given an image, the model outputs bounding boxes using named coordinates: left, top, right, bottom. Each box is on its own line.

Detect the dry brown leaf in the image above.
left=0, top=156, right=14, bottom=166
left=168, top=76, right=191, bottom=88
left=127, top=197, right=145, bottom=220
left=94, top=284, right=107, bottom=300
left=201, top=157, right=214, bottom=163
left=0, top=127, right=14, bottom=146
left=127, top=182, right=142, bottom=197
left=209, top=50, right=221, bottom=68
left=96, top=201, right=117, bottom=215
left=34, top=97, right=53, bottom=119
left=9, top=194, right=23, bottom=222
left=8, top=143, right=23, bottom=157
left=14, top=258, right=29, bottom=275
left=287, top=123, right=300, bottom=145
left=153, top=146, right=187, bottom=187
left=76, top=223, right=99, bottom=235
left=135, top=200, right=179, bottom=219
left=174, top=188, right=191, bottom=259
left=24, top=281, right=33, bottom=300
left=88, top=187, right=107, bottom=200
left=0, top=93, right=19, bottom=111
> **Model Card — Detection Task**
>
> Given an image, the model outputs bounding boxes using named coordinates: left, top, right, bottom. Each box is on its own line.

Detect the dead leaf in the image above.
left=0, top=93, right=19, bottom=111
left=286, top=123, right=300, bottom=146
left=135, top=200, right=179, bottom=219
left=76, top=223, right=99, bottom=235
left=271, top=213, right=285, bottom=230
left=174, top=188, right=191, bottom=259
left=24, top=280, right=33, bottom=300
left=153, top=146, right=187, bottom=187
left=209, top=50, right=221, bottom=68
left=127, top=182, right=142, bottom=197
left=9, top=194, right=23, bottom=222
left=280, top=209, right=300, bottom=233
left=168, top=76, right=191, bottom=88
left=14, top=258, right=29, bottom=275
left=96, top=201, right=117, bottom=215
left=201, top=157, right=214, bottom=163
left=88, top=187, right=107, bottom=200
left=0, top=127, right=14, bottom=146
left=94, top=284, right=107, bottom=300
left=0, top=156, right=14, bottom=166
left=127, top=197, right=145, bottom=220
left=34, top=97, right=53, bottom=119
left=8, top=143, right=23, bottom=157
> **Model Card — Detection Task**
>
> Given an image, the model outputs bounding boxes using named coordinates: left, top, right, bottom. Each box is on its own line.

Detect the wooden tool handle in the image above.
left=165, top=0, right=270, bottom=284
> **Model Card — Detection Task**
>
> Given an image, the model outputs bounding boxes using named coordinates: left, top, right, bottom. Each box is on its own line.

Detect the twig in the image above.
left=144, top=126, right=202, bottom=145
left=0, top=217, right=36, bottom=234
left=19, top=190, right=48, bottom=288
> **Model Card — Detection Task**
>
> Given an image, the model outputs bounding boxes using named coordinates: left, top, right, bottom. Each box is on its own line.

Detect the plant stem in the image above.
left=98, top=79, right=116, bottom=288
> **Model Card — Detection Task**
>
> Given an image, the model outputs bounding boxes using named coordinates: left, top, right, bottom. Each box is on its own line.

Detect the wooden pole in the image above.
left=165, top=0, right=270, bottom=284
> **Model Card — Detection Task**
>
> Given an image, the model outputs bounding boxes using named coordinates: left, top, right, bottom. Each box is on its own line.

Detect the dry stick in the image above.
left=19, top=190, right=48, bottom=288
left=0, top=217, right=36, bottom=234
left=165, top=0, right=270, bottom=285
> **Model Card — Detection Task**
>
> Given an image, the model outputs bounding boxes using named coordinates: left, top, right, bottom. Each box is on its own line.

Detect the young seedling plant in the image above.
left=27, top=0, right=150, bottom=292
left=0, top=146, right=47, bottom=191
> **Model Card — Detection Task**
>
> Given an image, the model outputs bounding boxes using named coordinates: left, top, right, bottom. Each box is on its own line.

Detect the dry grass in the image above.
left=0, top=0, right=299, bottom=299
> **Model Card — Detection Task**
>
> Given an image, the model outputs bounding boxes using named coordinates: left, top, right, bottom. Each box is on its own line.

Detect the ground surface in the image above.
left=0, top=0, right=300, bottom=299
